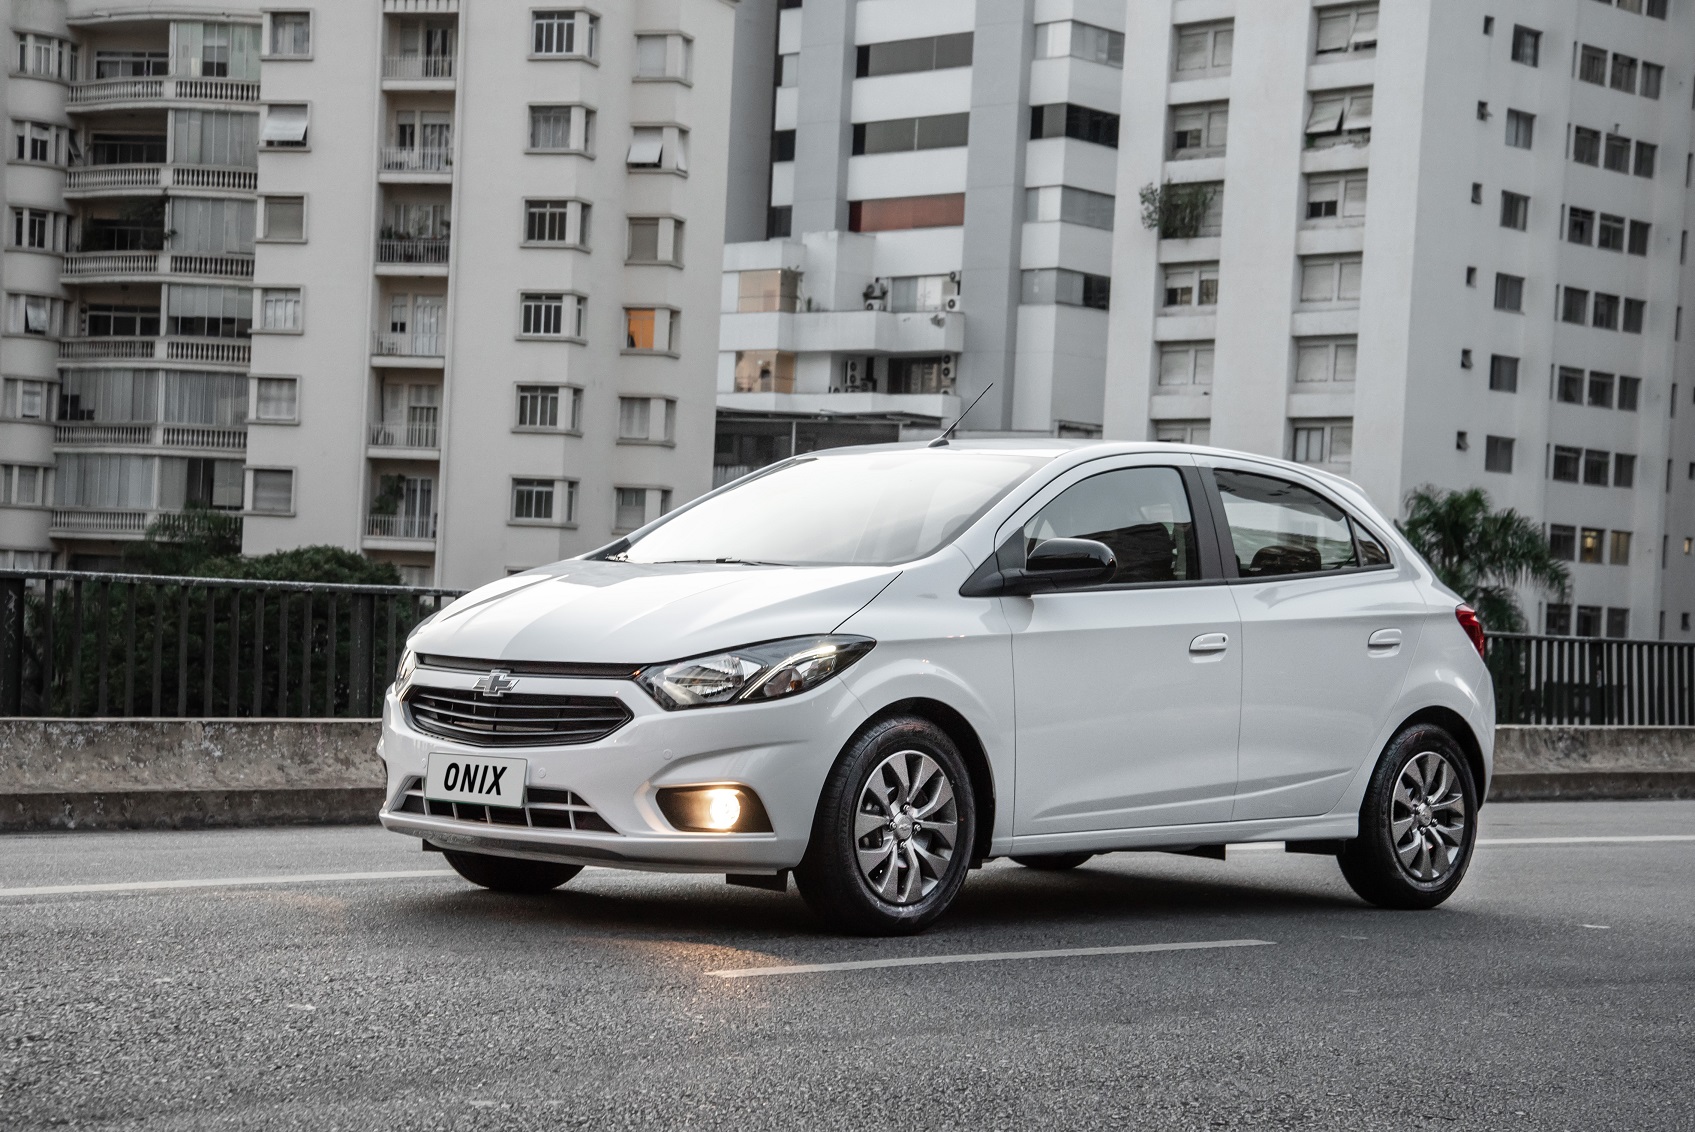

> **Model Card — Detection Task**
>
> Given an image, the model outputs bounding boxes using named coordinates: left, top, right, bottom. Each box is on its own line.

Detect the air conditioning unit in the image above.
left=947, top=270, right=961, bottom=284
left=940, top=355, right=955, bottom=381
left=864, top=298, right=887, bottom=311
left=943, top=295, right=963, bottom=313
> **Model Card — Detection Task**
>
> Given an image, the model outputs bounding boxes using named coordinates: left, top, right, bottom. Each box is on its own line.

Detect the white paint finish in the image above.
left=850, top=69, right=974, bottom=122
left=708, top=938, right=1276, bottom=978
left=1023, top=137, right=1119, bottom=195
left=844, top=149, right=970, bottom=201
left=776, top=6, right=802, bottom=56
left=1019, top=221, right=1116, bottom=276
left=1027, top=57, right=1122, bottom=116
left=769, top=161, right=795, bottom=207
left=773, top=85, right=799, bottom=130
left=853, top=0, right=978, bottom=44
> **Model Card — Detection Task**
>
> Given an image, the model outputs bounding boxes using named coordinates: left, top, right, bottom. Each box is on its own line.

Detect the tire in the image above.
left=794, top=715, right=977, bottom=936
left=441, top=849, right=582, bottom=894
left=1337, top=723, right=1479, bottom=910
left=1011, top=852, right=1094, bottom=871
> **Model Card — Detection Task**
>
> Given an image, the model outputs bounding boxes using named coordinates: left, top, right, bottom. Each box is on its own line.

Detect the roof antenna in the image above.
left=928, top=382, right=993, bottom=448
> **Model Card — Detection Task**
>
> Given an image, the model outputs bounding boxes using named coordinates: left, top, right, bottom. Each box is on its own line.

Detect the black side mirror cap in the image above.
left=959, top=537, right=1117, bottom=597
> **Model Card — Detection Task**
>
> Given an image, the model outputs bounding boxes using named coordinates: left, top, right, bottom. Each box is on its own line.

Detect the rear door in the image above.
left=1007, top=456, right=1242, bottom=835
left=1200, top=462, right=1426, bottom=821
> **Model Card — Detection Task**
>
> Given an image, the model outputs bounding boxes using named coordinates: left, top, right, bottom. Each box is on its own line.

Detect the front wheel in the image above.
left=1338, top=724, right=1478, bottom=910
left=442, top=849, right=582, bottom=893
left=794, top=715, right=976, bottom=936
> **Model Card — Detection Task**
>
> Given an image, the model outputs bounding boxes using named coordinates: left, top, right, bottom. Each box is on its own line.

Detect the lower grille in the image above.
left=404, top=686, right=633, bottom=748
left=392, top=777, right=616, bottom=833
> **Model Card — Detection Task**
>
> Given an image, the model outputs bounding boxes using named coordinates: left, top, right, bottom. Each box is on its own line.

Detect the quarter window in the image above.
left=1013, top=467, right=1201, bottom=585
left=1214, top=469, right=1370, bottom=577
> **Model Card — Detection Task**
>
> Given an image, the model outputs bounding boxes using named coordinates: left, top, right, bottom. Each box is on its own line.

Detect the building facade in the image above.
left=2, top=0, right=735, bottom=588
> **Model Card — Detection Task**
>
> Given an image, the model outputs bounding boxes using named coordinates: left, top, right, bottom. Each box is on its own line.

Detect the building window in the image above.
left=854, top=33, right=974, bottom=78
left=766, top=206, right=792, bottom=239
left=1572, top=127, right=1601, bottom=167
left=1628, top=220, right=1651, bottom=256
left=852, top=113, right=971, bottom=156
left=267, top=12, right=312, bottom=57
left=1552, top=446, right=1581, bottom=482
left=617, top=397, right=676, bottom=443
left=1596, top=212, right=1626, bottom=251
left=1582, top=449, right=1611, bottom=486
left=1618, top=376, right=1641, bottom=411
left=260, top=195, right=305, bottom=241
left=1305, top=174, right=1368, bottom=222
left=529, top=105, right=594, bottom=153
left=626, top=217, right=684, bottom=265
left=1158, top=342, right=1214, bottom=387
left=532, top=10, right=599, bottom=58
left=1610, top=531, right=1633, bottom=566
left=1484, top=436, right=1515, bottom=473
left=253, top=377, right=298, bottom=422
left=1505, top=109, right=1534, bottom=149
left=9, top=208, right=69, bottom=252
left=524, top=199, right=590, bottom=246
left=1610, top=53, right=1638, bottom=94
left=520, top=293, right=585, bottom=339
left=627, top=125, right=688, bottom=172
left=11, top=120, right=72, bottom=165
left=14, top=33, right=78, bottom=79
left=1623, top=299, right=1645, bottom=333
left=511, top=479, right=555, bottom=521
left=1162, top=263, right=1219, bottom=309
left=1640, top=62, right=1663, bottom=100
left=1305, top=89, right=1373, bottom=147
left=1020, top=269, right=1110, bottom=310
left=259, top=288, right=302, bottom=332
left=6, top=294, right=67, bottom=337
left=737, top=269, right=800, bottom=314
left=1544, top=602, right=1573, bottom=634
left=1154, top=421, right=1212, bottom=445
left=1172, top=21, right=1232, bottom=77
left=516, top=385, right=557, bottom=429
left=1037, top=20, right=1126, bottom=67
left=1294, top=337, right=1358, bottom=384
left=1510, top=25, right=1541, bottom=66
left=1290, top=419, right=1353, bottom=468
left=1561, top=287, right=1591, bottom=324
left=1499, top=191, right=1529, bottom=230
left=1603, top=133, right=1632, bottom=173
left=1588, top=372, right=1616, bottom=408
left=1488, top=355, right=1519, bottom=392
left=1557, top=367, right=1585, bottom=404
left=1579, top=45, right=1607, bottom=85
left=1493, top=273, right=1524, bottom=312
left=261, top=103, right=310, bottom=149
left=614, top=487, right=648, bottom=531
left=1592, top=292, right=1620, bottom=330
left=1635, top=141, right=1657, bottom=178
left=0, top=465, right=48, bottom=506
left=1615, top=454, right=1637, bottom=489
left=1, top=379, right=48, bottom=420
left=1576, top=529, right=1605, bottom=566
left=734, top=350, right=796, bottom=393
left=624, top=307, right=680, bottom=353
left=772, top=129, right=796, bottom=161
left=635, top=33, right=693, bottom=81
left=250, top=469, right=294, bottom=514
left=848, top=194, right=966, bottom=232
left=1299, top=256, right=1363, bottom=305
left=1567, top=208, right=1595, bottom=245
left=1025, top=185, right=1115, bottom=230
left=1315, top=4, right=1378, bottom=56
left=1170, top=103, right=1229, bottom=160
left=1548, top=525, right=1576, bottom=562
left=1030, top=104, right=1120, bottom=148
left=890, top=275, right=955, bottom=312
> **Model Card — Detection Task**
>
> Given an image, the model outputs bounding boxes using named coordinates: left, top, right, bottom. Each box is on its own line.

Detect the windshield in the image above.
left=618, top=449, right=1053, bottom=566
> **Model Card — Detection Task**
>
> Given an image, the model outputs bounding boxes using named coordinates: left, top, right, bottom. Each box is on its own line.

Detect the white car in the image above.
left=379, top=441, right=1493, bottom=934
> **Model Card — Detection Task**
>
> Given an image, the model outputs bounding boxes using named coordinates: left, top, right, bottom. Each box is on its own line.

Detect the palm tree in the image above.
left=1399, top=486, right=1568, bottom=634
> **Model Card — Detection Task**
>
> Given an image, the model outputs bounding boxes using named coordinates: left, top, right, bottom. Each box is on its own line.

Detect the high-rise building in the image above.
left=2, top=0, right=736, bottom=588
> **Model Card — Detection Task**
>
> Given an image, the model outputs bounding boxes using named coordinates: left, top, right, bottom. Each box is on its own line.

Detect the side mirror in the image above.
left=1003, top=537, right=1117, bottom=594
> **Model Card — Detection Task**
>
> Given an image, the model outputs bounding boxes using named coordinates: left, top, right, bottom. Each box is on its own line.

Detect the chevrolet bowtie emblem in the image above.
left=472, top=669, right=519, bottom=697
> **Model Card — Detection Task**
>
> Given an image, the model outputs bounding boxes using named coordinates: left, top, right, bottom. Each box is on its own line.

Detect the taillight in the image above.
left=1455, top=604, right=1486, bottom=659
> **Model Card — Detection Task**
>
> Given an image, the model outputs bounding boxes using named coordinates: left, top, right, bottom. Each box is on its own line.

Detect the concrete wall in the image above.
left=2, top=720, right=1691, bottom=831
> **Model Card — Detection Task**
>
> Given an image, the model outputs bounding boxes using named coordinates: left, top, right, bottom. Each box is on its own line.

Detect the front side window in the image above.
left=1215, top=469, right=1371, bottom=577
left=1011, top=467, right=1201, bottom=585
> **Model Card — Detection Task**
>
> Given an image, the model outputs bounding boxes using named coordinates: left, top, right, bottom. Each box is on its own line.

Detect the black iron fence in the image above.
left=0, top=570, right=464, bottom=719
left=1487, top=633, right=1695, bottom=726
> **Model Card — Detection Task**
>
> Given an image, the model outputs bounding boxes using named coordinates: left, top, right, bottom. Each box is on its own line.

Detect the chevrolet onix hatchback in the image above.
left=380, top=441, right=1494, bottom=934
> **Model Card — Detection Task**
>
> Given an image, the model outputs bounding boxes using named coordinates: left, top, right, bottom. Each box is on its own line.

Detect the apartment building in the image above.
left=1105, top=0, right=1694, bottom=638
left=714, top=0, right=1129, bottom=483
left=2, top=0, right=735, bottom=588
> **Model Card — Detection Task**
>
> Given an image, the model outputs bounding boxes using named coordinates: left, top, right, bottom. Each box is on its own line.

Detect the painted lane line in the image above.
left=707, top=938, right=1274, bottom=979
left=1476, top=835, right=1695, bottom=846
left=0, top=869, right=456, bottom=898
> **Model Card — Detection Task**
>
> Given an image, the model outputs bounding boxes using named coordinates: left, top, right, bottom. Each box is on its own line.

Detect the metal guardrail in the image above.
left=0, top=570, right=463, bottom=719
left=1487, top=634, right=1695, bottom=726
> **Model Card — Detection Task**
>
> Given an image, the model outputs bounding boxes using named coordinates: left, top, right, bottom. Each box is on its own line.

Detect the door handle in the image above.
left=1368, top=628, right=1403, bottom=648
left=1190, top=632, right=1229, bottom=654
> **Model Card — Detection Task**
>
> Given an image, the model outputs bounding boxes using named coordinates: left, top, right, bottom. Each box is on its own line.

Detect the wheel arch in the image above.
left=1397, top=705, right=1488, bottom=804
left=851, top=696, right=997, bottom=863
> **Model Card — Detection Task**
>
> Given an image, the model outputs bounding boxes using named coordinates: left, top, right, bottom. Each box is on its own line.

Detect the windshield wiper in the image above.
left=653, top=557, right=789, bottom=566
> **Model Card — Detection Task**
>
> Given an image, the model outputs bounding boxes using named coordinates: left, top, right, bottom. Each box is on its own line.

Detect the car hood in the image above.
left=409, top=560, right=901, bottom=664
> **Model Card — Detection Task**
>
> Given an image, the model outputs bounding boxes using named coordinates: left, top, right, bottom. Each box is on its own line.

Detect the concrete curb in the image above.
left=0, top=789, right=386, bottom=832
left=1487, top=772, right=1695, bottom=803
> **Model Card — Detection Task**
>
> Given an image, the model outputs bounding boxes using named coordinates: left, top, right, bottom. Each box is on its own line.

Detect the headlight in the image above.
left=637, top=635, right=874, bottom=710
left=394, top=648, right=418, bottom=691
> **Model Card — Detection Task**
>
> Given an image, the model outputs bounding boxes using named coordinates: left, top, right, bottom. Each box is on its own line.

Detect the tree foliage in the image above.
left=121, top=505, right=403, bottom=585
left=1138, top=181, right=1217, bottom=240
left=1398, top=486, right=1568, bottom=633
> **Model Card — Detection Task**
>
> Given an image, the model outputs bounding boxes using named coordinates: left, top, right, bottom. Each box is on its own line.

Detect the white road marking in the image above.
left=707, top=938, right=1274, bottom=979
left=1581, top=924, right=1612, bottom=930
left=0, top=869, right=455, bottom=898
left=1477, top=835, right=1695, bottom=846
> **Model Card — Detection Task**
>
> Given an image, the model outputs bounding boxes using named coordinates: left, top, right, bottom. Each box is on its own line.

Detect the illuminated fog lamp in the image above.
left=656, top=786, right=774, bottom=833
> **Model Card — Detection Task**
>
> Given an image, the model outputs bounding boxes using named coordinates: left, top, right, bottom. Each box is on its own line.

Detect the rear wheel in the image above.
left=1011, top=852, right=1094, bottom=871
left=442, top=849, right=582, bottom=893
left=794, top=715, right=976, bottom=936
left=1338, top=723, right=1478, bottom=910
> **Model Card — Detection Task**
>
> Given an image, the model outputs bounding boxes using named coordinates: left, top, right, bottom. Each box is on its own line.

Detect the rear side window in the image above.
left=1011, top=466, right=1202, bottom=584
left=1214, top=469, right=1383, bottom=576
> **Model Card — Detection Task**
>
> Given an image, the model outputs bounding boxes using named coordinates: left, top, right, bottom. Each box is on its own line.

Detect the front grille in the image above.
left=405, top=685, right=633, bottom=748
left=392, top=777, right=616, bottom=833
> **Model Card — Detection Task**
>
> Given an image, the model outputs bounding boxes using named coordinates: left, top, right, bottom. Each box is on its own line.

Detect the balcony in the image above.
left=63, top=164, right=257, bottom=197
left=369, top=422, right=439, bottom=450
left=50, top=509, right=161, bottom=538
left=372, top=332, right=444, bottom=364
left=67, top=76, right=260, bottom=109
left=383, top=55, right=455, bottom=82
left=379, top=147, right=453, bottom=181
left=719, top=308, right=965, bottom=356
left=54, top=423, right=246, bottom=451
left=62, top=251, right=253, bottom=282
left=58, top=337, right=251, bottom=367
left=376, top=238, right=450, bottom=273
left=365, top=513, right=437, bottom=541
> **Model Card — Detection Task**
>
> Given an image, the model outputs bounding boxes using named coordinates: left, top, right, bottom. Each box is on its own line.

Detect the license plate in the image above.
left=425, top=753, right=526, bottom=809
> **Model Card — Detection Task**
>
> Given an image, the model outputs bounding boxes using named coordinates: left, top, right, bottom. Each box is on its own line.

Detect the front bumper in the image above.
left=377, top=667, right=867, bottom=872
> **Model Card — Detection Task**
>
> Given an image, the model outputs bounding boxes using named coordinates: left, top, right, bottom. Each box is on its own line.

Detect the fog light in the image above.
left=655, top=785, right=774, bottom=833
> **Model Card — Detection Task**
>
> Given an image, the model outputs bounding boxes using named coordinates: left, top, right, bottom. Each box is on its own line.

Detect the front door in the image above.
left=1205, top=464, right=1425, bottom=821
left=1010, top=460, right=1242, bottom=835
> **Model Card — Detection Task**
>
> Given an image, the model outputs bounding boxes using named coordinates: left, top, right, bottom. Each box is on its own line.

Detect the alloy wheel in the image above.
left=1391, top=750, right=1469, bottom=883
left=853, top=749, right=960, bottom=905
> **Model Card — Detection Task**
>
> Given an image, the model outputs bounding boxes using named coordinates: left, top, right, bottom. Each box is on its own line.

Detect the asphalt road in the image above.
left=2, top=802, right=1692, bottom=1131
